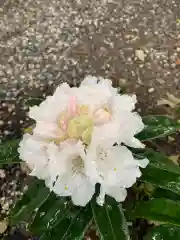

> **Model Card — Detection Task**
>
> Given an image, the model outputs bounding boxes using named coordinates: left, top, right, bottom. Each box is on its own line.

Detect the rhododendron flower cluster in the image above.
left=19, top=76, right=148, bottom=206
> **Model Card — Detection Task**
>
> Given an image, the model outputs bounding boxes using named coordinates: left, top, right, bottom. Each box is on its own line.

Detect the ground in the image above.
left=0, top=0, right=180, bottom=239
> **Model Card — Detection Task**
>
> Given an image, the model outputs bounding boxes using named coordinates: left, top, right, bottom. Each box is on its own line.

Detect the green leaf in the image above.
left=145, top=225, right=180, bottom=240
left=133, top=198, right=180, bottom=226
left=30, top=194, right=73, bottom=234
left=39, top=204, right=93, bottom=240
left=91, top=197, right=130, bottom=240
left=141, top=149, right=180, bottom=174
left=141, top=166, right=180, bottom=195
left=153, top=188, right=180, bottom=201
left=135, top=149, right=180, bottom=195
left=136, top=115, right=180, bottom=141
left=0, top=139, right=20, bottom=165
left=10, top=179, right=50, bottom=224
left=24, top=97, right=43, bottom=107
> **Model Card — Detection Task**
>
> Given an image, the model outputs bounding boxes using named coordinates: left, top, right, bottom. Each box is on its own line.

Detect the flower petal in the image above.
left=33, top=122, right=66, bottom=139
left=80, top=75, right=98, bottom=86
left=112, top=94, right=137, bottom=114
left=136, top=158, right=149, bottom=168
left=18, top=134, right=49, bottom=180
left=29, top=83, right=71, bottom=122
left=96, top=185, right=127, bottom=206
left=104, top=186, right=127, bottom=202
left=71, top=175, right=95, bottom=206
left=50, top=173, right=72, bottom=196
left=123, top=137, right=145, bottom=148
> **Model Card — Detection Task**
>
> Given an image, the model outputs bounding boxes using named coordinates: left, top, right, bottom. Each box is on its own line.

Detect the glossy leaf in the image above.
left=24, top=97, right=43, bottom=107
left=141, top=166, right=180, bottom=195
left=0, top=139, right=20, bottom=165
left=30, top=194, right=73, bottom=234
left=10, top=179, right=50, bottom=224
left=153, top=188, right=180, bottom=201
left=135, top=149, right=180, bottom=195
left=133, top=198, right=180, bottom=226
left=145, top=225, right=180, bottom=240
left=40, top=204, right=93, bottom=240
left=135, top=149, right=180, bottom=174
left=136, top=115, right=180, bottom=141
left=91, top=197, right=130, bottom=240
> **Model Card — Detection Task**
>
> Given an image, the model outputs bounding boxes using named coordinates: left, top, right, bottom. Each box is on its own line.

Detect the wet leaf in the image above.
left=24, top=97, right=43, bottom=107
left=135, top=148, right=180, bottom=174
left=134, top=149, right=180, bottom=195
left=0, top=139, right=20, bottom=165
left=144, top=224, right=180, bottom=240
left=30, top=193, right=72, bottom=234
left=133, top=198, right=180, bottom=226
left=91, top=197, right=130, bottom=240
left=152, top=188, right=180, bottom=201
left=136, top=115, right=180, bottom=141
left=141, top=166, right=180, bottom=195
left=39, top=204, right=93, bottom=240
left=10, top=179, right=50, bottom=225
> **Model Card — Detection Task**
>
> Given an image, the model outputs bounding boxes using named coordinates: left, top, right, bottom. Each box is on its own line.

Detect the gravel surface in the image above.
left=0, top=0, right=180, bottom=238
left=0, top=0, right=180, bottom=139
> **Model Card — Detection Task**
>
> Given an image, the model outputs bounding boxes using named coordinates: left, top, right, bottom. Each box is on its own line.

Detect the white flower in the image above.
left=19, top=75, right=148, bottom=207
left=18, top=134, right=95, bottom=206
left=84, top=131, right=149, bottom=205
left=46, top=140, right=95, bottom=206
left=78, top=75, right=145, bottom=148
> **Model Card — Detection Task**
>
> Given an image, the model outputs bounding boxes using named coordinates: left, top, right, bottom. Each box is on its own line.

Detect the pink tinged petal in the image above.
left=68, top=96, right=78, bottom=117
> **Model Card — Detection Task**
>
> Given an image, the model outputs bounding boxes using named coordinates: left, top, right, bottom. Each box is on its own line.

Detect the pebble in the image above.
left=119, top=78, right=127, bottom=84
left=2, top=202, right=9, bottom=211
left=135, top=50, right=145, bottom=61
left=156, top=79, right=165, bottom=85
left=0, top=169, right=6, bottom=178
left=148, top=88, right=155, bottom=93
left=0, top=220, right=8, bottom=234
left=0, top=120, right=4, bottom=126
